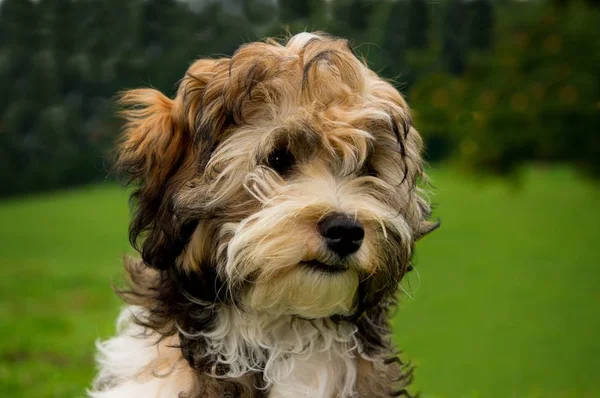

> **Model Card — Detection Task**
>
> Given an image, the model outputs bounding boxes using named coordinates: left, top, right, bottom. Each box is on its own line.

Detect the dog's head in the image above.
left=117, top=33, right=438, bottom=320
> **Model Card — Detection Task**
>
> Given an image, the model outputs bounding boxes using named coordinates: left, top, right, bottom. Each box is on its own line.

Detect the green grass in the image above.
left=0, top=167, right=599, bottom=397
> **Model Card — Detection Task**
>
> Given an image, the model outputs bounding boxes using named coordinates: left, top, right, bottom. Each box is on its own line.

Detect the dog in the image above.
left=89, top=32, right=439, bottom=398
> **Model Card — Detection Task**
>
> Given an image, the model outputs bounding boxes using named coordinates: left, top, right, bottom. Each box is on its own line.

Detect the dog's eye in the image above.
left=267, top=146, right=295, bottom=175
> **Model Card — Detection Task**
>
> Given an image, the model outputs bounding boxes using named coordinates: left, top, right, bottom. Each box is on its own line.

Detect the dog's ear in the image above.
left=116, top=88, right=197, bottom=269
left=116, top=59, right=232, bottom=270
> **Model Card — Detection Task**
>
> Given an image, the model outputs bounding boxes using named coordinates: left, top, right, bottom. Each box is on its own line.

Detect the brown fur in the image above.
left=97, top=32, right=439, bottom=397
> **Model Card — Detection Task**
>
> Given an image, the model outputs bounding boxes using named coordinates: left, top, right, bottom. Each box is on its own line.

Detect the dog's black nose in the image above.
left=318, top=213, right=364, bottom=257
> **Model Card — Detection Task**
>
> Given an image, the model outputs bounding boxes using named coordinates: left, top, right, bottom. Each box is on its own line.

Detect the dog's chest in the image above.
left=199, top=309, right=361, bottom=397
left=92, top=307, right=362, bottom=397
left=266, top=350, right=357, bottom=398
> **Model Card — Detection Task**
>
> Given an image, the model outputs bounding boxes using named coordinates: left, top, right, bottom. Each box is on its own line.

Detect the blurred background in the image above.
left=0, top=0, right=598, bottom=397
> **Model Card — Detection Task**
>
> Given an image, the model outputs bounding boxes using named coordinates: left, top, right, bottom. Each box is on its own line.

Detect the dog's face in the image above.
left=117, top=33, right=438, bottom=319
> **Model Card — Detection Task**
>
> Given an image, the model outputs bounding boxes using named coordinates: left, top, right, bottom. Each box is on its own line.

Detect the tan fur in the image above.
left=92, top=32, right=438, bottom=398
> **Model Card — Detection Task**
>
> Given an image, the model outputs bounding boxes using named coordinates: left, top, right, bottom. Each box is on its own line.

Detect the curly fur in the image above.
left=90, top=32, right=439, bottom=398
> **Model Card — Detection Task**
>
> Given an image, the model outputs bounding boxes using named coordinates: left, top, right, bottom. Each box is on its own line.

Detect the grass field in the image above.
left=0, top=167, right=599, bottom=397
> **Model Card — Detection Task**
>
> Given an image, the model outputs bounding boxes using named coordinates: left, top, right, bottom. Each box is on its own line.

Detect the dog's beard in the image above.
left=247, top=268, right=360, bottom=318
left=213, top=171, right=413, bottom=318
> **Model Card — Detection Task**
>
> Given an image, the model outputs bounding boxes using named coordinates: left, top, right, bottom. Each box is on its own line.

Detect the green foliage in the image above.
left=407, top=0, right=429, bottom=49
left=467, top=0, right=494, bottom=50
left=279, top=0, right=314, bottom=22
left=0, top=0, right=38, bottom=51
left=0, top=0, right=270, bottom=196
left=1, top=168, right=599, bottom=396
left=0, top=0, right=598, bottom=196
left=332, top=0, right=376, bottom=32
left=443, top=0, right=468, bottom=76
left=410, top=1, right=600, bottom=177
left=242, top=0, right=278, bottom=25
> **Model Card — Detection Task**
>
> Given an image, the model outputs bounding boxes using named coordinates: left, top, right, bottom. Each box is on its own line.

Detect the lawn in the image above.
left=0, top=167, right=598, bottom=397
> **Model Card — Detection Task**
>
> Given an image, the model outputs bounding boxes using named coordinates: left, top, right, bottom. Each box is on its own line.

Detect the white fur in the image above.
left=267, top=350, right=356, bottom=398
left=89, top=306, right=195, bottom=398
left=91, top=306, right=365, bottom=397
left=190, top=306, right=360, bottom=397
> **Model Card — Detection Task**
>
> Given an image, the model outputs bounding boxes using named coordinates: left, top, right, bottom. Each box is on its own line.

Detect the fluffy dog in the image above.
left=89, top=32, right=439, bottom=398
